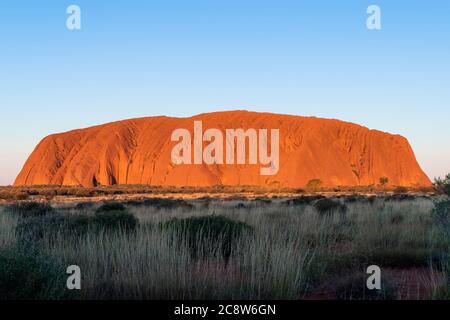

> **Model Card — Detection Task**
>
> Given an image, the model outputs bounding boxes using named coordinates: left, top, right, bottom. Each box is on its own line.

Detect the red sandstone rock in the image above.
left=14, top=111, right=431, bottom=188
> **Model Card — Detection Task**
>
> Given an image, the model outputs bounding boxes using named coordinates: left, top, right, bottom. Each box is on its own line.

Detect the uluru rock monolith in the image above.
left=14, top=111, right=431, bottom=188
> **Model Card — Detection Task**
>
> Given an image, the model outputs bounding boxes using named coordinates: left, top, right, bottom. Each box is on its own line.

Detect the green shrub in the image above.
left=434, top=174, right=450, bottom=196
left=235, top=202, right=249, bottom=209
left=344, top=195, right=362, bottom=203
left=334, top=272, right=397, bottom=300
left=74, top=202, right=95, bottom=211
left=161, top=215, right=253, bottom=259
left=6, top=202, right=55, bottom=218
left=387, top=193, right=415, bottom=202
left=284, top=196, right=324, bottom=206
left=445, top=178, right=450, bottom=196
left=16, top=214, right=91, bottom=243
left=253, top=198, right=272, bottom=204
left=16, top=211, right=138, bottom=244
left=96, top=202, right=126, bottom=213
left=92, top=210, right=138, bottom=232
left=0, top=246, right=71, bottom=300
left=313, top=198, right=347, bottom=216
left=145, top=198, right=194, bottom=210
left=433, top=201, right=450, bottom=235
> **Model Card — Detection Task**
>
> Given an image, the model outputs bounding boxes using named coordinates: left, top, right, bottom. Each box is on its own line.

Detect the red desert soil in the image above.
left=303, top=268, right=446, bottom=300
left=14, top=110, right=431, bottom=188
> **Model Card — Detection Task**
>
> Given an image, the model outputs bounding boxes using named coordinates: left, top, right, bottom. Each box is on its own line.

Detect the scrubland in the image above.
left=1, top=194, right=449, bottom=300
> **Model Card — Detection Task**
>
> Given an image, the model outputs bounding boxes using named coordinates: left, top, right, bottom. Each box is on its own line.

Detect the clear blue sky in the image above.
left=0, top=0, right=449, bottom=185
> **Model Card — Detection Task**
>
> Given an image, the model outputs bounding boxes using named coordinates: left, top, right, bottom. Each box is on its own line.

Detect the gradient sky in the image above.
left=0, top=0, right=449, bottom=185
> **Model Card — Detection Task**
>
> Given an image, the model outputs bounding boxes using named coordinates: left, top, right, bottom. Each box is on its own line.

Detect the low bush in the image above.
left=92, top=210, right=138, bottom=232
left=367, top=196, right=377, bottom=204
left=434, top=174, right=450, bottom=196
left=96, top=202, right=126, bottom=213
left=388, top=193, right=414, bottom=201
left=16, top=210, right=138, bottom=243
left=161, top=215, right=253, bottom=259
left=313, top=198, right=347, bottom=216
left=433, top=201, right=450, bottom=235
left=137, top=198, right=195, bottom=210
left=283, top=196, right=325, bottom=206
left=344, top=195, right=362, bottom=203
left=235, top=202, right=249, bottom=209
left=74, top=202, right=95, bottom=211
left=0, top=246, right=71, bottom=300
left=253, top=198, right=272, bottom=204
left=6, top=202, right=55, bottom=218
left=284, top=197, right=309, bottom=206
left=16, top=214, right=90, bottom=243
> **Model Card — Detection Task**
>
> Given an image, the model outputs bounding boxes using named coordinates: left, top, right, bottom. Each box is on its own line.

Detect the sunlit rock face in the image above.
left=14, top=110, right=431, bottom=188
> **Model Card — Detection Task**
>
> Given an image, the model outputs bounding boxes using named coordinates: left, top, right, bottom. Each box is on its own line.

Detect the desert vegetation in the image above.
left=0, top=183, right=438, bottom=202
left=435, top=174, right=450, bottom=196
left=1, top=193, right=450, bottom=300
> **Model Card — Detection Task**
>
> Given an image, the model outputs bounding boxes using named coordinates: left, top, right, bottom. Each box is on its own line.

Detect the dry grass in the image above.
left=0, top=185, right=437, bottom=203
left=0, top=195, right=449, bottom=300
left=0, top=207, right=17, bottom=248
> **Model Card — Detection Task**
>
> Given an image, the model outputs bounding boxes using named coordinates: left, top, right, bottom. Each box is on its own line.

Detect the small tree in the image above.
left=434, top=174, right=450, bottom=196
left=379, top=176, right=389, bottom=187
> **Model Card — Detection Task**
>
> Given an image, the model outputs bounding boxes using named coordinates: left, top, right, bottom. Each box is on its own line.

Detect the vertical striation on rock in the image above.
left=14, top=111, right=431, bottom=188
